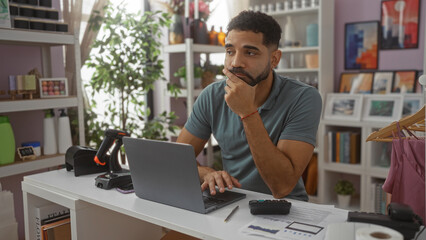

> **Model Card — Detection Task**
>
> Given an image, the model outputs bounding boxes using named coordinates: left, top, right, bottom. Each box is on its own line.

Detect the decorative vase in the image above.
left=306, top=23, right=318, bottom=46
left=337, top=194, right=351, bottom=209
left=284, top=16, right=296, bottom=47
left=169, top=14, right=184, bottom=45
left=190, top=18, right=209, bottom=44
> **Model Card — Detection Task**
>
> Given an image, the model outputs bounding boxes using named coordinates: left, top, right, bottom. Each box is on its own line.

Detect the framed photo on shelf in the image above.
left=372, top=71, right=393, bottom=94
left=39, top=78, right=68, bottom=98
left=402, top=94, right=423, bottom=117
left=380, top=0, right=420, bottom=49
left=324, top=93, right=363, bottom=121
left=392, top=70, right=417, bottom=93
left=339, top=72, right=374, bottom=93
left=362, top=94, right=403, bottom=122
left=345, top=21, right=379, bottom=70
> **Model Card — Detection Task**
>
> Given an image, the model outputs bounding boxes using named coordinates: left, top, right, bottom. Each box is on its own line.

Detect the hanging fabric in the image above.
left=382, top=123, right=425, bottom=223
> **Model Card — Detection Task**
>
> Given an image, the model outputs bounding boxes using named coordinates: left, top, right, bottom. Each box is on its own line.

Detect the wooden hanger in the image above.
left=366, top=105, right=425, bottom=142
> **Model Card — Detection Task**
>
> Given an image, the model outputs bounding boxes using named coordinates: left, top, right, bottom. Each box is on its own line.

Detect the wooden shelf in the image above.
left=0, top=97, right=78, bottom=113
left=0, top=28, right=75, bottom=45
left=0, top=154, right=65, bottom=178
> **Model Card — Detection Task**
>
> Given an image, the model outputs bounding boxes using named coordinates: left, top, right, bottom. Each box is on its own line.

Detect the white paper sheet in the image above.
left=240, top=201, right=348, bottom=240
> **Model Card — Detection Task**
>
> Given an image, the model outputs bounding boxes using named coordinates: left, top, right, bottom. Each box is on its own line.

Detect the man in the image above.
left=177, top=11, right=322, bottom=201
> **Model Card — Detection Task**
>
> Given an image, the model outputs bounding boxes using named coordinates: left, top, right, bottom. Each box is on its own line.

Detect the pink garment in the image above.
left=383, top=136, right=425, bottom=223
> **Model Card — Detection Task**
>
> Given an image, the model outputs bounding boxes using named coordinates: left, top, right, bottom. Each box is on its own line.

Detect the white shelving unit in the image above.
left=318, top=120, right=395, bottom=211
left=262, top=0, right=335, bottom=203
left=0, top=28, right=85, bottom=178
left=163, top=39, right=223, bottom=166
left=264, top=0, right=334, bottom=99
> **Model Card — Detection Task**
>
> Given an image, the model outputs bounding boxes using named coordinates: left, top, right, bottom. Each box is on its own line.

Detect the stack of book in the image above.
left=327, top=131, right=361, bottom=164
left=370, top=182, right=388, bottom=214
left=0, top=185, right=18, bottom=240
left=34, top=203, right=71, bottom=240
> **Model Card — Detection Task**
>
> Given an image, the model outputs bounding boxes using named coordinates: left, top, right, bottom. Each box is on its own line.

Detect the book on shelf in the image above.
left=40, top=217, right=71, bottom=240
left=370, top=182, right=387, bottom=214
left=327, top=131, right=360, bottom=164
left=34, top=203, right=70, bottom=240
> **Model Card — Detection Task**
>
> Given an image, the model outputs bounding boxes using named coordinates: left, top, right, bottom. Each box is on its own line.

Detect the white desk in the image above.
left=22, top=169, right=345, bottom=240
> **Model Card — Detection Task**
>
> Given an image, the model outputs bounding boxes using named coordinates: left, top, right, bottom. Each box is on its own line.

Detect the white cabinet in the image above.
left=0, top=28, right=85, bottom=178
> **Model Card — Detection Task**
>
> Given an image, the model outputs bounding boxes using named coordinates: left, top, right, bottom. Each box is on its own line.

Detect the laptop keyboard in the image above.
left=203, top=195, right=226, bottom=208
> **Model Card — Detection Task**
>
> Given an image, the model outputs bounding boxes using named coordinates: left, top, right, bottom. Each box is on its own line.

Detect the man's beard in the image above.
left=229, top=63, right=271, bottom=86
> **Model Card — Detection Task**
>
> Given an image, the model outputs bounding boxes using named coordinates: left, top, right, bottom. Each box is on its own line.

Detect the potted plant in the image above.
left=334, top=180, right=355, bottom=208
left=174, top=65, right=203, bottom=89
left=84, top=4, right=180, bottom=150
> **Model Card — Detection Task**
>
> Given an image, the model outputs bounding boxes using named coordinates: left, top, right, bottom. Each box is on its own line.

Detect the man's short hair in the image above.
left=227, top=11, right=282, bottom=49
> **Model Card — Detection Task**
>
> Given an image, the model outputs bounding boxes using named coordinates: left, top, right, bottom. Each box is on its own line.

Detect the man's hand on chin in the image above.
left=223, top=69, right=257, bottom=118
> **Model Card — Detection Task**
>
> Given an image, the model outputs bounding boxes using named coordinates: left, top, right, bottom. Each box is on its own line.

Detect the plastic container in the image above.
left=0, top=116, right=16, bottom=165
left=57, top=109, right=72, bottom=154
left=43, top=109, right=57, bottom=155
left=22, top=141, right=41, bottom=157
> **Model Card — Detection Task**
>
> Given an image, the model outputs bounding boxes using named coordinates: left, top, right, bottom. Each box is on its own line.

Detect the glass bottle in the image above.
left=169, top=14, right=184, bottom=44
left=218, top=26, right=226, bottom=46
left=209, top=26, right=218, bottom=45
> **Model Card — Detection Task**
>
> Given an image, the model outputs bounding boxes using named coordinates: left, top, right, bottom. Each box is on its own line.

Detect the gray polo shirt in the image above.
left=185, top=72, right=322, bottom=201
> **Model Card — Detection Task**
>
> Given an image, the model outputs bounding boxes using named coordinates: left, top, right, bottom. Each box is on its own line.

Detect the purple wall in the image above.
left=334, top=0, right=425, bottom=91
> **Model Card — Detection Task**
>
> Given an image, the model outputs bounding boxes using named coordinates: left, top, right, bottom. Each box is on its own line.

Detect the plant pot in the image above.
left=337, top=194, right=351, bottom=209
left=180, top=77, right=201, bottom=89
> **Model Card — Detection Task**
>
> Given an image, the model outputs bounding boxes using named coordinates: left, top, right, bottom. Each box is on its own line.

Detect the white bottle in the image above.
left=57, top=109, right=73, bottom=154
left=43, top=109, right=57, bottom=155
left=284, top=16, right=296, bottom=47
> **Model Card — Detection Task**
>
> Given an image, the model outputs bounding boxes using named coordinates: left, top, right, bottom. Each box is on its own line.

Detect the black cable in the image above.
left=414, top=214, right=425, bottom=240
left=415, top=226, right=425, bottom=240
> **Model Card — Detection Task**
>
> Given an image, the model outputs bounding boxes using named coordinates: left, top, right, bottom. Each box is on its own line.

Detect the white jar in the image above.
left=260, top=4, right=267, bottom=12
left=276, top=2, right=284, bottom=11
left=268, top=3, right=275, bottom=12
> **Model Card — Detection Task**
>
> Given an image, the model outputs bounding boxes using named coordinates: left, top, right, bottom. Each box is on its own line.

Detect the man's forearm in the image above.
left=241, top=113, right=302, bottom=198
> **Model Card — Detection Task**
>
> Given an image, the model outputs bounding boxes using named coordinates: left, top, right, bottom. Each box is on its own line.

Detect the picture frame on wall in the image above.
left=402, top=94, right=423, bottom=117
left=362, top=94, right=403, bottom=122
left=339, top=72, right=374, bottom=93
left=345, top=21, right=379, bottom=70
left=392, top=70, right=417, bottom=93
left=380, top=0, right=420, bottom=50
left=39, top=78, right=68, bottom=98
left=324, top=93, right=363, bottom=121
left=372, top=71, right=393, bottom=94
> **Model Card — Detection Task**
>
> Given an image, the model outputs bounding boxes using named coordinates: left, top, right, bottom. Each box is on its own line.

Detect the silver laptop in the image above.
left=123, top=137, right=246, bottom=214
